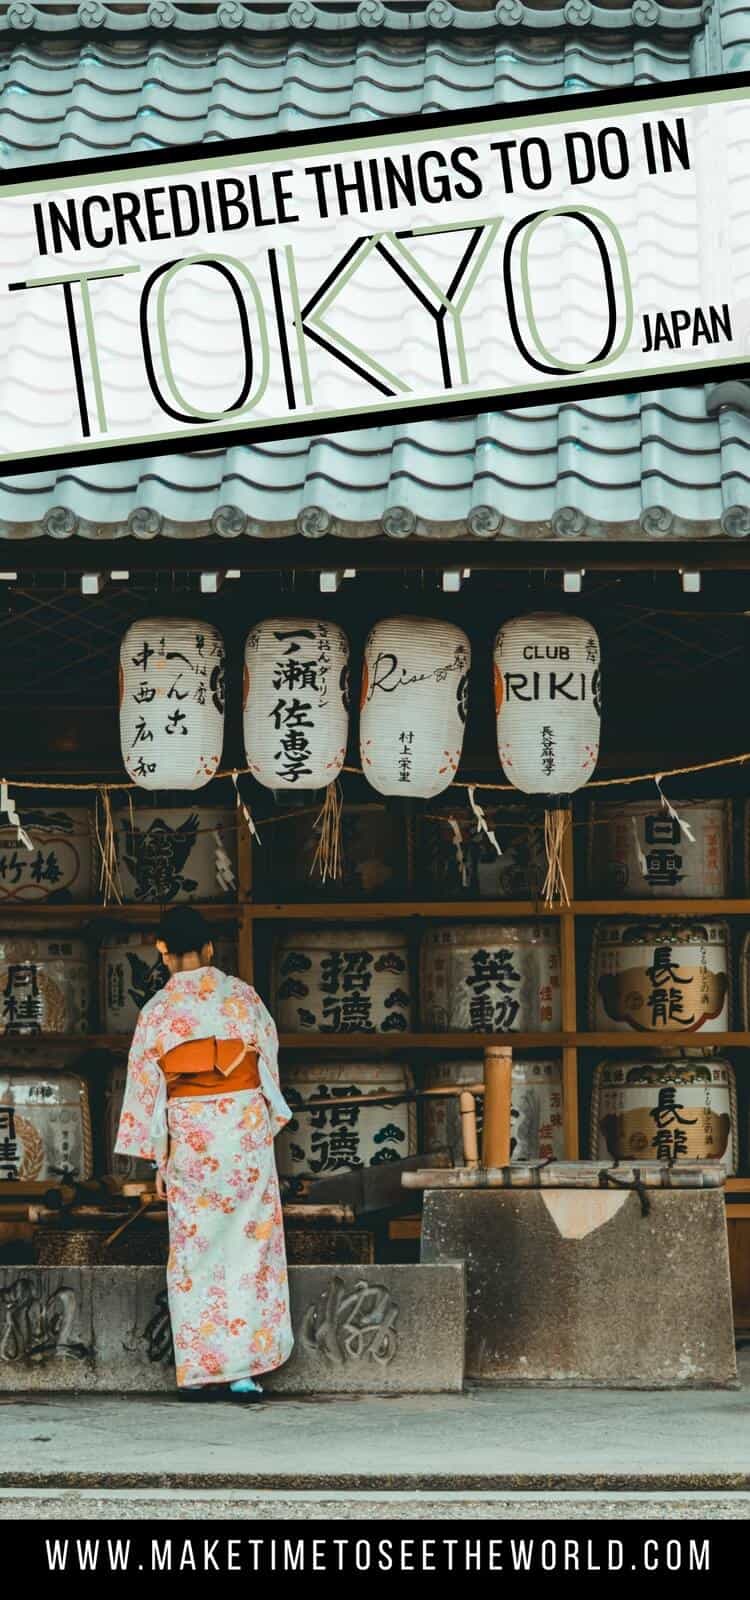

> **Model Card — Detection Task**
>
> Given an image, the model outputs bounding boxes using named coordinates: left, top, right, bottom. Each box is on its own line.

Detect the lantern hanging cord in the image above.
left=5, top=748, right=750, bottom=796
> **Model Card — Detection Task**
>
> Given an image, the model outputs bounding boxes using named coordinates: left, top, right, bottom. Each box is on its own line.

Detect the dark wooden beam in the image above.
left=2, top=536, right=750, bottom=575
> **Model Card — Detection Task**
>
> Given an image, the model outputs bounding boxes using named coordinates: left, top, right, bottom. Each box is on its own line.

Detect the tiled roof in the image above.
left=0, top=27, right=702, bottom=160
left=0, top=0, right=747, bottom=542
left=3, top=393, right=749, bottom=542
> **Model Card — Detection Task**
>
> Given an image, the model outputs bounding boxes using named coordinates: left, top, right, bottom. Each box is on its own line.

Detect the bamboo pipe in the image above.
left=481, top=1046, right=513, bottom=1168
left=459, top=1091, right=479, bottom=1168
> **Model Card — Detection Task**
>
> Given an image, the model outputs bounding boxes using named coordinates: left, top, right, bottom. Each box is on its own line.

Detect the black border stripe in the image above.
left=2, top=69, right=749, bottom=191
left=0, top=69, right=748, bottom=478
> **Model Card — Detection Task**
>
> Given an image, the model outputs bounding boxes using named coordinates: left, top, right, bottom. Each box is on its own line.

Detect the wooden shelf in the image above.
left=250, top=899, right=750, bottom=918
left=2, top=1030, right=748, bottom=1054
left=278, top=1031, right=750, bottom=1051
left=573, top=900, right=750, bottom=917
left=4, top=897, right=750, bottom=922
left=247, top=900, right=558, bottom=920
left=0, top=902, right=242, bottom=923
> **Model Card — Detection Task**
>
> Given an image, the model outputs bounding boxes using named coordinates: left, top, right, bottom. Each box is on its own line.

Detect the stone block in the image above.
left=0, top=1263, right=465, bottom=1394
left=421, top=1188, right=737, bottom=1388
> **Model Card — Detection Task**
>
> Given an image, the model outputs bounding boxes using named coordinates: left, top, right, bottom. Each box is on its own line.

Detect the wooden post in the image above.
left=482, top=1045, right=513, bottom=1167
left=559, top=811, right=579, bottom=1159
left=236, top=807, right=254, bottom=987
left=460, top=1091, right=480, bottom=1168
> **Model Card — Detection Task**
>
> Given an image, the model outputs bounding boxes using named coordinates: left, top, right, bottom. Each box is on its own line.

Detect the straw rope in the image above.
left=4, top=747, right=750, bottom=796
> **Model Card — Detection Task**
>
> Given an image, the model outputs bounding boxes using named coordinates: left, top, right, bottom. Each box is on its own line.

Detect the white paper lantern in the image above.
left=119, top=619, right=226, bottom=791
left=360, top=616, right=470, bottom=798
left=243, top=618, right=349, bottom=790
left=494, top=613, right=601, bottom=795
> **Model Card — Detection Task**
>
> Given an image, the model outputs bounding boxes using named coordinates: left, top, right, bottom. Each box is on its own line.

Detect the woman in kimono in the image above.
left=115, top=906, right=293, bottom=1400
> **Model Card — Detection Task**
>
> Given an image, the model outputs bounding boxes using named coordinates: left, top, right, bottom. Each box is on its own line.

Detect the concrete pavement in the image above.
left=1, top=1347, right=748, bottom=1496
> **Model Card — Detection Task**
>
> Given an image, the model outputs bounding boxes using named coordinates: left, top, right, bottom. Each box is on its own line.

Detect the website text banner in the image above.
left=1, top=76, right=750, bottom=475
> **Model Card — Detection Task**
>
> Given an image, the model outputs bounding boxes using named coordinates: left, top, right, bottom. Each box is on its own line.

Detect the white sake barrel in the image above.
left=273, top=927, right=412, bottom=1034
left=420, top=923, right=561, bottom=1031
left=423, top=1057, right=564, bottom=1165
left=0, top=1069, right=93, bottom=1181
left=591, top=919, right=731, bottom=1034
left=103, top=1060, right=153, bottom=1183
left=417, top=805, right=546, bottom=898
left=589, top=798, right=730, bottom=898
left=0, top=806, right=95, bottom=904
left=590, top=1056, right=737, bottom=1173
left=276, top=1060, right=415, bottom=1181
left=0, top=934, right=90, bottom=1035
left=254, top=805, right=404, bottom=899
left=101, top=933, right=237, bottom=1034
left=115, top=806, right=236, bottom=902
left=119, top=618, right=226, bottom=790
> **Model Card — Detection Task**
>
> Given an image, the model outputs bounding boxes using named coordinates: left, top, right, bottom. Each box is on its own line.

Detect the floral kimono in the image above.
left=115, top=966, right=293, bottom=1389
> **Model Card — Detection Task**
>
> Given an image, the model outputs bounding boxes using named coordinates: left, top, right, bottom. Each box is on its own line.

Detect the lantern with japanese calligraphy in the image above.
left=420, top=923, right=561, bottom=1033
left=276, top=1060, right=416, bottom=1185
left=273, top=927, right=413, bottom=1034
left=0, top=1069, right=93, bottom=1181
left=494, top=614, right=601, bottom=902
left=115, top=805, right=237, bottom=902
left=360, top=616, right=471, bottom=798
left=101, top=930, right=237, bottom=1034
left=591, top=919, right=731, bottom=1033
left=423, top=1058, right=564, bottom=1166
left=119, top=619, right=226, bottom=790
left=243, top=618, right=349, bottom=790
left=590, top=1054, right=737, bottom=1173
left=0, top=934, right=91, bottom=1035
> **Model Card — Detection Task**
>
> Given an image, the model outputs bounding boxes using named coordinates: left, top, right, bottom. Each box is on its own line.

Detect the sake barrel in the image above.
left=590, top=1056, right=738, bottom=1173
left=591, top=919, right=731, bottom=1033
left=0, top=935, right=90, bottom=1035
left=0, top=1069, right=93, bottom=1181
left=101, top=933, right=237, bottom=1034
left=276, top=1060, right=416, bottom=1180
left=423, top=1058, right=564, bottom=1165
left=273, top=927, right=412, bottom=1034
left=589, top=798, right=730, bottom=898
left=103, top=1060, right=153, bottom=1183
left=420, top=923, right=561, bottom=1031
left=115, top=806, right=236, bottom=902
left=417, top=806, right=546, bottom=899
left=253, top=805, right=404, bottom=899
left=0, top=806, right=95, bottom=903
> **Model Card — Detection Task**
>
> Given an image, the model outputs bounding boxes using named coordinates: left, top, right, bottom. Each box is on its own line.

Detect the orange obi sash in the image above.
left=159, top=1038, right=260, bottom=1100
